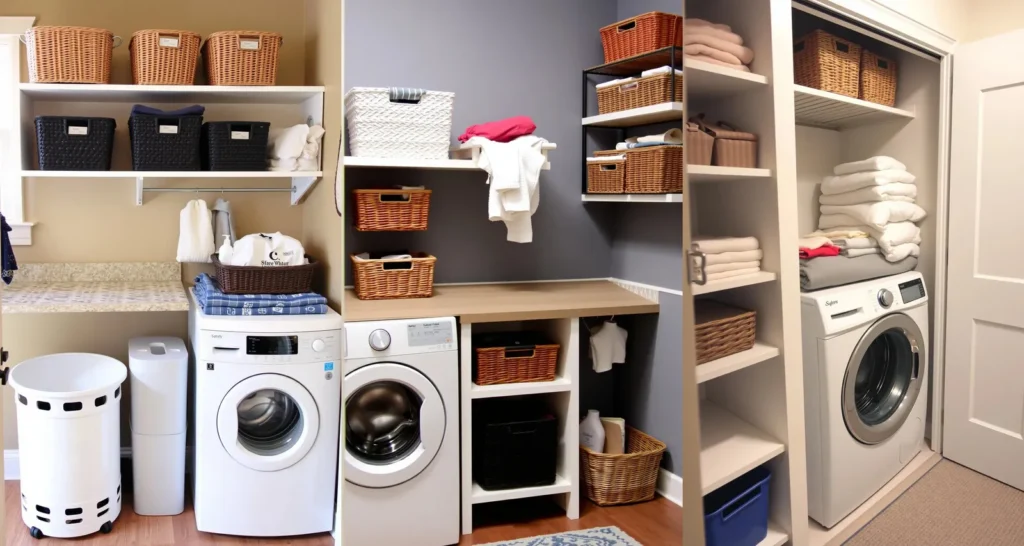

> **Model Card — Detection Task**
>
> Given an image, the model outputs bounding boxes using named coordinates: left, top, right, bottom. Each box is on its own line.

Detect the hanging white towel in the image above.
left=817, top=183, right=918, bottom=205
left=692, top=236, right=760, bottom=254
left=821, top=170, right=916, bottom=195
left=590, top=321, right=628, bottom=373
left=819, top=202, right=927, bottom=230
left=177, top=200, right=215, bottom=263
left=833, top=156, right=907, bottom=176
left=468, top=135, right=549, bottom=243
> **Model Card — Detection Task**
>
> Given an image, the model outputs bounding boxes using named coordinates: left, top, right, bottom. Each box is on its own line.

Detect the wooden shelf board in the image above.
left=471, top=474, right=572, bottom=504
left=581, top=193, right=682, bottom=203
left=697, top=342, right=780, bottom=383
left=692, top=272, right=777, bottom=295
left=685, top=58, right=768, bottom=98
left=19, top=83, right=324, bottom=104
left=344, top=280, right=659, bottom=323
left=700, top=401, right=785, bottom=496
left=759, top=521, right=789, bottom=546
left=470, top=376, right=572, bottom=399
left=688, top=165, right=773, bottom=183
left=794, top=85, right=915, bottom=130
left=21, top=170, right=322, bottom=179
left=584, top=46, right=683, bottom=76
left=582, top=102, right=683, bottom=127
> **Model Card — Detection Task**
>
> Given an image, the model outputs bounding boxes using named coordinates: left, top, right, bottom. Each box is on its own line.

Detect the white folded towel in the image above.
left=637, top=128, right=683, bottom=144
left=884, top=243, right=920, bottom=262
left=832, top=237, right=879, bottom=250
left=268, top=124, right=310, bottom=160
left=588, top=155, right=624, bottom=161
left=799, top=236, right=832, bottom=249
left=818, top=183, right=918, bottom=205
left=821, top=170, right=916, bottom=195
left=270, top=157, right=298, bottom=172
left=177, top=199, right=215, bottom=263
left=705, top=267, right=761, bottom=282
left=833, top=156, right=907, bottom=175
left=704, top=249, right=763, bottom=265
left=684, top=33, right=754, bottom=65
left=692, top=236, right=759, bottom=254
left=842, top=247, right=881, bottom=258
left=596, top=77, right=636, bottom=90
left=298, top=125, right=325, bottom=171
left=705, top=260, right=760, bottom=273
left=825, top=223, right=921, bottom=252
left=811, top=228, right=871, bottom=239
left=641, top=65, right=684, bottom=77
left=819, top=202, right=927, bottom=230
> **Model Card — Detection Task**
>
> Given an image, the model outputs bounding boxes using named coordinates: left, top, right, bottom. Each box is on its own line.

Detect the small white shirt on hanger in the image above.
left=590, top=321, right=628, bottom=373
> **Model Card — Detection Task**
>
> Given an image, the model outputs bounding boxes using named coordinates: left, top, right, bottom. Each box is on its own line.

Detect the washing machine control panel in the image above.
left=877, top=289, right=894, bottom=308
left=346, top=317, right=457, bottom=359
left=195, top=329, right=341, bottom=363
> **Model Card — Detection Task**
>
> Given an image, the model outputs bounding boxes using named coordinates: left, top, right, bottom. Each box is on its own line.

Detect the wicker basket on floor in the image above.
left=599, top=11, right=682, bottom=63
left=686, top=121, right=713, bottom=166
left=860, top=50, right=897, bottom=106
left=130, top=29, right=201, bottom=85
left=202, top=30, right=282, bottom=86
left=212, top=256, right=317, bottom=295
left=351, top=252, right=436, bottom=300
left=695, top=300, right=757, bottom=364
left=587, top=157, right=626, bottom=193
left=596, top=146, right=683, bottom=193
left=794, top=29, right=861, bottom=98
left=581, top=427, right=666, bottom=506
left=25, top=26, right=118, bottom=84
left=597, top=71, right=683, bottom=115
left=354, top=189, right=432, bottom=231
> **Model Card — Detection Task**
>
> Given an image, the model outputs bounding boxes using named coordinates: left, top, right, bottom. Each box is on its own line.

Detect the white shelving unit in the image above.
left=344, top=143, right=556, bottom=171
left=691, top=271, right=777, bottom=295
left=471, top=475, right=573, bottom=504
left=685, top=57, right=769, bottom=99
left=794, top=85, right=915, bottom=130
left=470, top=376, right=572, bottom=399
left=581, top=193, right=682, bottom=203
left=699, top=401, right=786, bottom=496
left=760, top=522, right=790, bottom=546
left=688, top=165, right=773, bottom=183
left=697, top=343, right=780, bottom=384
left=581, top=102, right=684, bottom=127
left=18, top=83, right=324, bottom=104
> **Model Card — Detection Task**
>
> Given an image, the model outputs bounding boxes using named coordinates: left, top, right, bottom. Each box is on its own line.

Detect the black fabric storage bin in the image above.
left=129, top=114, right=202, bottom=171
left=473, top=397, right=558, bottom=491
left=35, top=116, right=116, bottom=171
left=202, top=121, right=270, bottom=171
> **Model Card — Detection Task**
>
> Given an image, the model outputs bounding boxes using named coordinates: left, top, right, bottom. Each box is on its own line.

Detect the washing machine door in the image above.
left=343, top=361, right=445, bottom=488
left=217, top=373, right=320, bottom=472
left=842, top=312, right=926, bottom=445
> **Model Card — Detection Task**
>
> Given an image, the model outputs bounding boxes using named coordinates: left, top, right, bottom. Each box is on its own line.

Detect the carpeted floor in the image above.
left=846, top=459, right=1024, bottom=545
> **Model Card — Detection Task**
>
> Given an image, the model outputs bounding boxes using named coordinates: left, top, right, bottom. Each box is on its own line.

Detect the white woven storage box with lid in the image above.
left=344, top=87, right=455, bottom=159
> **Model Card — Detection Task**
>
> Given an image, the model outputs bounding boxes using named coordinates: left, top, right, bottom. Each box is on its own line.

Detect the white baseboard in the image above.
left=657, top=468, right=683, bottom=507
left=5, top=447, right=184, bottom=480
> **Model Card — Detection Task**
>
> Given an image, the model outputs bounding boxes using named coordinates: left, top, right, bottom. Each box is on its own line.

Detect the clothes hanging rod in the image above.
left=142, top=188, right=294, bottom=193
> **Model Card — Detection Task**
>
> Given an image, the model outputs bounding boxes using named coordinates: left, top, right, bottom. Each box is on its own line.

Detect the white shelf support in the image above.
left=291, top=176, right=319, bottom=205
left=135, top=176, right=144, bottom=206
left=131, top=174, right=319, bottom=206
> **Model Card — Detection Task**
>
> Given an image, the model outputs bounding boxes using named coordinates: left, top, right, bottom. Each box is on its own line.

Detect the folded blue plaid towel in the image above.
left=194, top=273, right=328, bottom=308
left=200, top=302, right=329, bottom=316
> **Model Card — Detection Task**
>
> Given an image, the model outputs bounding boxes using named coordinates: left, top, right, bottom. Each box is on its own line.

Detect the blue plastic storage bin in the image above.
left=704, top=466, right=771, bottom=546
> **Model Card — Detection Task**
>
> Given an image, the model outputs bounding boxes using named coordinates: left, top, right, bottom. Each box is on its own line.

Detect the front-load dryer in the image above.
left=188, top=291, right=342, bottom=536
left=801, top=271, right=929, bottom=528
left=343, top=317, right=459, bottom=546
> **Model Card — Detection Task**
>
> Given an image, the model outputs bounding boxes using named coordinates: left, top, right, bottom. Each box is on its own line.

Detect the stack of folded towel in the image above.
left=684, top=19, right=755, bottom=72
left=614, top=127, right=683, bottom=151
left=595, top=65, right=684, bottom=106
left=691, top=236, right=763, bottom=282
left=193, top=273, right=328, bottom=316
left=268, top=124, right=326, bottom=172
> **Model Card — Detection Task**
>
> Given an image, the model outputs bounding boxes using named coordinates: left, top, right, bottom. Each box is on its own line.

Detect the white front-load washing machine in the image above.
left=343, top=317, right=459, bottom=546
left=802, top=271, right=929, bottom=529
left=188, top=291, right=342, bottom=536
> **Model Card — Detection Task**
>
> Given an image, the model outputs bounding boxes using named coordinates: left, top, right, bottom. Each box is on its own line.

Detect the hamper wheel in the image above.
left=30, top=526, right=44, bottom=539
left=100, top=521, right=113, bottom=534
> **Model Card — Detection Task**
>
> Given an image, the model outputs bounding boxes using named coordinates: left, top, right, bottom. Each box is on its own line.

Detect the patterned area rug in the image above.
left=479, top=526, right=643, bottom=545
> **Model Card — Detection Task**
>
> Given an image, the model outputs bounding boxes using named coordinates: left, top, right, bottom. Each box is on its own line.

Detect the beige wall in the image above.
left=872, top=0, right=965, bottom=39
left=955, top=1, right=1024, bottom=42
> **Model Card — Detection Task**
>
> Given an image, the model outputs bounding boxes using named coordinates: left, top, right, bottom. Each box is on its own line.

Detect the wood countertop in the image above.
left=344, top=280, right=659, bottom=323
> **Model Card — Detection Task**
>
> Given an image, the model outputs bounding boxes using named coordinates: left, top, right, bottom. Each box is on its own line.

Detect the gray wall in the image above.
left=344, top=0, right=618, bottom=283
left=619, top=0, right=682, bottom=20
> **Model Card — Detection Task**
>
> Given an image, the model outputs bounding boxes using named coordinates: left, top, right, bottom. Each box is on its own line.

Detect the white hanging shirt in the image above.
left=590, top=321, right=628, bottom=373
left=229, top=232, right=305, bottom=267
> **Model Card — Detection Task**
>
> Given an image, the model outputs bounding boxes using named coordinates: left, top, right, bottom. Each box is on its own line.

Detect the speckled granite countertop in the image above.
left=3, top=263, right=189, bottom=314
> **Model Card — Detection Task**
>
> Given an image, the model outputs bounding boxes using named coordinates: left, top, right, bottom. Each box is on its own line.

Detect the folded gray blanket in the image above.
left=800, top=254, right=918, bottom=292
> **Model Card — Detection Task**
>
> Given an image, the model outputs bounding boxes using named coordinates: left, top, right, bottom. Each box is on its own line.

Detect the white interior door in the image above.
left=944, top=28, right=1024, bottom=489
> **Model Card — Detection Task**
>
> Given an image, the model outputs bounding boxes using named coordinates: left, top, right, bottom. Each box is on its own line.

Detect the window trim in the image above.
left=0, top=18, right=35, bottom=245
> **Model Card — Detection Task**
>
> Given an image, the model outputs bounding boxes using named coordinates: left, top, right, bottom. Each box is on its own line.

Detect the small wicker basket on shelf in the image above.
left=860, top=50, right=897, bottom=106
left=130, top=29, right=201, bottom=85
left=473, top=333, right=559, bottom=386
left=351, top=252, right=436, bottom=300
left=587, top=157, right=626, bottom=193
left=686, top=121, right=713, bottom=166
left=354, top=189, right=432, bottom=231
left=597, top=71, right=683, bottom=115
left=212, top=256, right=318, bottom=295
left=25, top=26, right=119, bottom=84
left=599, top=11, right=682, bottom=63
left=580, top=427, right=666, bottom=506
left=202, top=30, right=282, bottom=86
left=596, top=146, right=683, bottom=193
left=793, top=29, right=862, bottom=98
left=695, top=300, right=757, bottom=364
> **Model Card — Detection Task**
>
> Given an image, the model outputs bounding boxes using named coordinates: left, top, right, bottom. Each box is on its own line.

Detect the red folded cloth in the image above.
left=458, top=116, right=537, bottom=143
left=800, top=244, right=841, bottom=259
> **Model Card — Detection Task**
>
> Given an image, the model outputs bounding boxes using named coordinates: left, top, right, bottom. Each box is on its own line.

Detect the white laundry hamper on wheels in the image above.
left=8, top=353, right=127, bottom=540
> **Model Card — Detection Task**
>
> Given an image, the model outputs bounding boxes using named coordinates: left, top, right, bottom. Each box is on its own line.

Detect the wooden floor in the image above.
left=6, top=481, right=682, bottom=545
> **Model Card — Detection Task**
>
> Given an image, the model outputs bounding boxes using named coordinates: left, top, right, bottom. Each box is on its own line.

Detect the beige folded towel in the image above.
left=685, top=23, right=744, bottom=45
left=705, top=267, right=761, bottom=282
left=705, top=260, right=760, bottom=273
left=685, top=18, right=732, bottom=33
left=685, top=33, right=754, bottom=65
left=685, top=43, right=744, bottom=66
left=686, top=54, right=751, bottom=72
left=692, top=236, right=760, bottom=254
left=704, top=249, right=763, bottom=265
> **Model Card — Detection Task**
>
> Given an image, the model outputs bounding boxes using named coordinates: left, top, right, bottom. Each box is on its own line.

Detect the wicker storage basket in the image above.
left=473, top=332, right=559, bottom=386
left=202, top=31, right=282, bottom=86
left=587, top=157, right=626, bottom=193
left=695, top=118, right=757, bottom=168
left=860, top=50, right=897, bottom=107
left=35, top=117, right=116, bottom=171
left=202, top=121, right=270, bottom=171
left=25, top=26, right=119, bottom=84
left=129, top=114, right=203, bottom=171
left=597, top=71, right=683, bottom=115
left=794, top=30, right=862, bottom=98
left=354, top=189, right=432, bottom=231
left=130, top=29, right=201, bottom=85
left=581, top=427, right=666, bottom=506
left=344, top=87, right=455, bottom=159
left=600, top=12, right=682, bottom=63
left=211, top=255, right=317, bottom=295
left=597, top=146, right=683, bottom=193
left=686, top=121, right=713, bottom=166
left=351, top=252, right=436, bottom=300
left=695, top=300, right=757, bottom=364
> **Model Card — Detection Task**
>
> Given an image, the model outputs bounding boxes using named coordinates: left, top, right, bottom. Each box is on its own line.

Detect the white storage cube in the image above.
left=345, top=87, right=455, bottom=159
left=130, top=431, right=185, bottom=516
left=9, top=353, right=126, bottom=539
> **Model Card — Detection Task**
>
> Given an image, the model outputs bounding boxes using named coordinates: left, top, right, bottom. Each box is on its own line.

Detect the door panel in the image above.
left=944, top=28, right=1024, bottom=489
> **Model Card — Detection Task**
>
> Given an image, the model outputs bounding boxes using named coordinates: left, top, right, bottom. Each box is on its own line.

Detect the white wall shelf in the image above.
left=697, top=343, right=780, bottom=384
left=688, top=165, right=773, bottom=183
left=700, top=401, right=785, bottom=496
left=794, top=85, right=915, bottom=130
left=470, top=376, right=572, bottom=399
left=581, top=102, right=684, bottom=128
left=345, top=143, right=556, bottom=171
left=759, top=522, right=789, bottom=546
left=685, top=58, right=769, bottom=99
left=581, top=193, right=682, bottom=203
left=471, top=475, right=573, bottom=505
left=692, top=271, right=777, bottom=295
left=19, top=83, right=325, bottom=104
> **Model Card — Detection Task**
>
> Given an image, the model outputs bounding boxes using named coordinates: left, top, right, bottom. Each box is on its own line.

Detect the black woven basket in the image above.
left=35, top=116, right=116, bottom=171
left=129, top=114, right=202, bottom=171
left=202, top=121, right=270, bottom=171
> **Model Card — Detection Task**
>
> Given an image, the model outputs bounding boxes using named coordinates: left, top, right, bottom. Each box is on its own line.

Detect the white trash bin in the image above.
left=8, top=353, right=126, bottom=540
left=129, top=337, right=187, bottom=516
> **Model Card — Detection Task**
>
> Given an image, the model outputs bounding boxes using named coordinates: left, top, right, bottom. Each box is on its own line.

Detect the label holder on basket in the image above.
left=157, top=118, right=180, bottom=135
left=158, top=34, right=181, bottom=48
left=65, top=119, right=89, bottom=136
left=238, top=35, right=262, bottom=51
left=688, top=248, right=708, bottom=286
left=230, top=123, right=252, bottom=140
